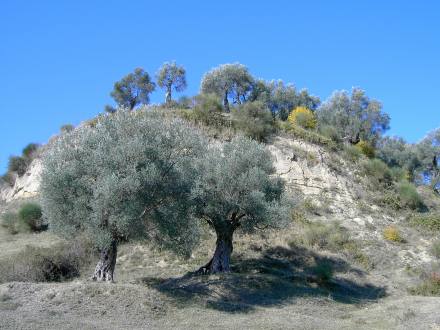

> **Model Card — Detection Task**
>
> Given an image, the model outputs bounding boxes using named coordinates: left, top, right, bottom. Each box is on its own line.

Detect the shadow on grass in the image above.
left=138, top=244, right=386, bottom=313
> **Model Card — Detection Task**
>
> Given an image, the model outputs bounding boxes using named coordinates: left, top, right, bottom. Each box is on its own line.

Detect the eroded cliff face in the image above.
left=0, top=158, right=42, bottom=203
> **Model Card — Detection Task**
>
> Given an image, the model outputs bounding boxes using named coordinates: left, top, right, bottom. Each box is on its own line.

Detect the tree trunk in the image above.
left=165, top=85, right=172, bottom=104
left=198, top=229, right=234, bottom=274
left=91, top=240, right=117, bottom=282
left=223, top=91, right=230, bottom=112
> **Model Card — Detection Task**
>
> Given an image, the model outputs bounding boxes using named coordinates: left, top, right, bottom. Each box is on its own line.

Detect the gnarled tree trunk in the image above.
left=223, top=91, right=230, bottom=112
left=198, top=227, right=234, bottom=274
left=92, top=240, right=117, bottom=282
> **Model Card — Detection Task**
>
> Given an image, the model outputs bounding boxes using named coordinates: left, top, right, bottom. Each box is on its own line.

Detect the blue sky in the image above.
left=1, top=1, right=439, bottom=173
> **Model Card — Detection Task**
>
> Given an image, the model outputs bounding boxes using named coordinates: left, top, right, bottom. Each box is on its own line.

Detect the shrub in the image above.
left=1, top=212, right=19, bottom=234
left=298, top=221, right=350, bottom=251
left=287, top=106, right=317, bottom=129
left=362, top=159, right=393, bottom=187
left=232, top=101, right=274, bottom=141
left=312, top=261, right=334, bottom=284
left=431, top=241, right=440, bottom=258
left=383, top=226, right=403, bottom=242
left=60, top=124, right=74, bottom=133
left=192, top=93, right=226, bottom=127
left=356, top=140, right=375, bottom=158
left=343, top=144, right=363, bottom=162
left=8, top=156, right=28, bottom=176
left=408, top=272, right=440, bottom=296
left=1, top=172, right=16, bottom=187
left=280, top=121, right=335, bottom=148
left=397, top=182, right=423, bottom=210
left=0, top=238, right=96, bottom=283
left=18, top=203, right=43, bottom=232
left=22, top=143, right=39, bottom=159
left=408, top=213, right=440, bottom=232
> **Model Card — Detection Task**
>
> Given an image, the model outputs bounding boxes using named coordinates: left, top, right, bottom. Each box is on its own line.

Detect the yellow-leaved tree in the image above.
left=287, top=106, right=317, bottom=129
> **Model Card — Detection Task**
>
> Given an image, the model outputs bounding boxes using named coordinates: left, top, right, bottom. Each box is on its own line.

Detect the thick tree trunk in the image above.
left=165, top=86, right=172, bottom=104
left=198, top=229, right=234, bottom=274
left=91, top=240, right=117, bottom=282
left=223, top=92, right=230, bottom=112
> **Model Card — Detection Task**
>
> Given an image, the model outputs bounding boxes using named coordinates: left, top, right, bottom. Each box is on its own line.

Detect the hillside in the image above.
left=1, top=125, right=439, bottom=329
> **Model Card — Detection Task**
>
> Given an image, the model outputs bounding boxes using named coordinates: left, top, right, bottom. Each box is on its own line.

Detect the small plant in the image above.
left=397, top=181, right=423, bottom=210
left=8, top=156, right=28, bottom=176
left=22, top=143, right=39, bottom=159
left=287, top=106, right=317, bottom=129
left=431, top=240, right=440, bottom=258
left=192, top=93, right=226, bottom=127
left=362, top=158, right=393, bottom=187
left=312, top=261, right=334, bottom=284
left=1, top=212, right=19, bottom=234
left=383, top=225, right=403, bottom=242
left=60, top=124, right=74, bottom=133
left=232, top=101, right=274, bottom=141
left=408, top=272, right=440, bottom=296
left=0, top=237, right=96, bottom=283
left=356, top=140, right=375, bottom=158
left=409, top=213, right=440, bottom=232
left=18, top=203, right=43, bottom=232
left=343, top=144, right=363, bottom=162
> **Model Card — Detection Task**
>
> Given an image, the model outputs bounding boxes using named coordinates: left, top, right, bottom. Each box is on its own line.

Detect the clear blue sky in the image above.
left=1, top=1, right=439, bottom=173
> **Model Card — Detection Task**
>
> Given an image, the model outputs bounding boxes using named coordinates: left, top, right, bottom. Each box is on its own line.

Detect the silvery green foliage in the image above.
left=156, top=61, right=187, bottom=103
left=201, top=63, right=254, bottom=111
left=40, top=109, right=206, bottom=254
left=250, top=79, right=320, bottom=120
left=192, top=136, right=290, bottom=233
left=317, top=88, right=390, bottom=145
left=416, top=128, right=440, bottom=190
left=110, top=68, right=155, bottom=110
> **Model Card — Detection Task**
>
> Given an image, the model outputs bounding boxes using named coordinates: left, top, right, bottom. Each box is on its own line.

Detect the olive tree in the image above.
left=317, top=88, right=390, bottom=145
left=416, top=128, right=440, bottom=192
left=110, top=68, right=155, bottom=110
left=250, top=79, right=320, bottom=120
left=201, top=63, right=254, bottom=112
left=192, top=136, right=290, bottom=274
left=40, top=110, right=206, bottom=281
left=156, top=61, right=187, bottom=104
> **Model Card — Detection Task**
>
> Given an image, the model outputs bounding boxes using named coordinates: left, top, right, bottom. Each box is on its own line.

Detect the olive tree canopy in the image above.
left=41, top=110, right=206, bottom=281
left=156, top=61, right=187, bottom=104
left=192, top=136, right=290, bottom=274
left=110, top=68, right=155, bottom=110
left=317, top=88, right=390, bottom=145
left=201, top=63, right=254, bottom=112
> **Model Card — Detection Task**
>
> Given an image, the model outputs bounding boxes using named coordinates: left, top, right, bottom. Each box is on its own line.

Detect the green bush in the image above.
left=1, top=172, right=16, bottom=187
left=18, top=203, right=43, bottom=232
left=232, top=101, right=274, bottom=141
left=312, top=261, right=334, bottom=284
left=431, top=241, right=440, bottom=258
left=343, top=144, right=363, bottom=162
left=280, top=121, right=336, bottom=148
left=362, top=159, right=393, bottom=187
left=192, top=93, right=227, bottom=127
left=1, top=212, right=19, bottom=234
left=8, top=156, right=28, bottom=176
left=356, top=140, right=375, bottom=158
left=60, top=124, right=74, bottom=133
left=408, top=272, right=440, bottom=296
left=397, top=182, right=423, bottom=210
left=0, top=238, right=96, bottom=283
left=22, top=143, right=39, bottom=159
left=409, top=213, right=440, bottom=232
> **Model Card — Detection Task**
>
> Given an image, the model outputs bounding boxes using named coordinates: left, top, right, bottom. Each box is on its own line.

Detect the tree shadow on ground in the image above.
left=138, top=244, right=386, bottom=313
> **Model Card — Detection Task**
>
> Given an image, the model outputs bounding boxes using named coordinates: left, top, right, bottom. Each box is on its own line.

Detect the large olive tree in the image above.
left=156, top=61, right=187, bottom=104
left=110, top=68, right=155, bottom=110
left=317, top=88, right=390, bottom=145
left=192, top=136, right=290, bottom=274
left=40, top=110, right=206, bottom=281
left=201, top=63, right=254, bottom=112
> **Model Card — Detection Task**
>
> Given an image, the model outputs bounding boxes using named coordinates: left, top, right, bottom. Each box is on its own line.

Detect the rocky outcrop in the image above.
left=0, top=158, right=42, bottom=203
